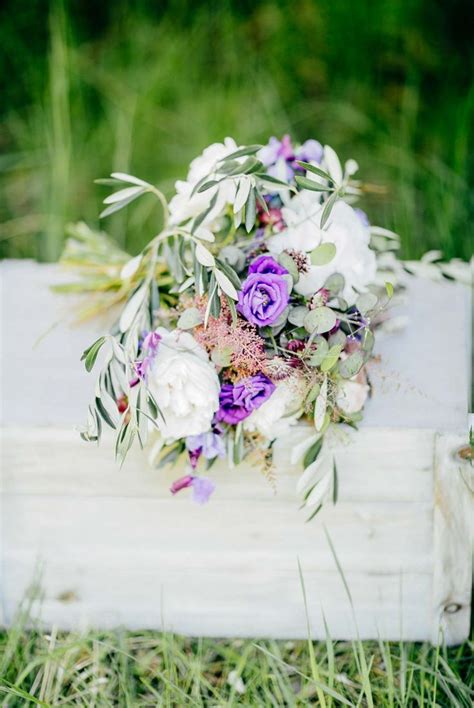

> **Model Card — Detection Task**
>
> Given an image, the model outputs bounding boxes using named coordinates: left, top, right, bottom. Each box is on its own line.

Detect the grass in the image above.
left=0, top=0, right=473, bottom=262
left=0, top=607, right=473, bottom=706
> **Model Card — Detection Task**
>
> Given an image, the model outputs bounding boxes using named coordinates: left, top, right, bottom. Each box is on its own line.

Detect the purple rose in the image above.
left=248, top=254, right=288, bottom=276
left=238, top=272, right=289, bottom=327
left=217, top=374, right=275, bottom=424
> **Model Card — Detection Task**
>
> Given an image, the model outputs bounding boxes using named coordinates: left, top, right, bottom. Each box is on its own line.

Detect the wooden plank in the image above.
left=3, top=494, right=433, bottom=571
left=2, top=427, right=435, bottom=503
left=3, top=556, right=432, bottom=640
left=431, top=434, right=473, bottom=644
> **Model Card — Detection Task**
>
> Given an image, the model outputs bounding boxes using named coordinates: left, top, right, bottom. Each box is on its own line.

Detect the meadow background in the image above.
left=1, top=0, right=473, bottom=264
left=1, top=0, right=473, bottom=704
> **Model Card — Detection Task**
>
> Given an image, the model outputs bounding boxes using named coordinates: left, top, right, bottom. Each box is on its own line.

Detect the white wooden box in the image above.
left=0, top=260, right=472, bottom=643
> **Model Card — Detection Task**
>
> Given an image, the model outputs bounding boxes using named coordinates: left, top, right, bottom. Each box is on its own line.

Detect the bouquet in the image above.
left=69, top=135, right=466, bottom=517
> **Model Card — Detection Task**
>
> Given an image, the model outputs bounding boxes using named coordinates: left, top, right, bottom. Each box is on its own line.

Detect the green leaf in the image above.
left=255, top=173, right=293, bottom=188
left=214, top=268, right=238, bottom=300
left=177, top=307, right=203, bottom=330
left=119, top=284, right=147, bottom=332
left=100, top=190, right=146, bottom=218
left=215, top=258, right=241, bottom=290
left=328, top=330, right=347, bottom=348
left=310, top=242, right=337, bottom=266
left=288, top=306, right=308, bottom=327
left=245, top=187, right=257, bottom=232
left=320, top=192, right=339, bottom=229
left=356, top=291, right=378, bottom=315
left=320, top=344, right=342, bottom=372
left=197, top=179, right=220, bottom=193
left=278, top=252, right=300, bottom=282
left=338, top=350, right=364, bottom=379
left=304, top=306, right=337, bottom=334
left=103, top=186, right=144, bottom=204
left=81, top=336, right=106, bottom=372
left=303, top=436, right=324, bottom=468
left=308, top=336, right=328, bottom=366
left=314, top=376, right=328, bottom=432
left=220, top=144, right=262, bottom=160
left=211, top=347, right=233, bottom=367
left=295, top=175, right=330, bottom=192
left=324, top=272, right=345, bottom=296
left=192, top=190, right=218, bottom=231
left=296, top=161, right=332, bottom=181
left=195, top=241, right=215, bottom=267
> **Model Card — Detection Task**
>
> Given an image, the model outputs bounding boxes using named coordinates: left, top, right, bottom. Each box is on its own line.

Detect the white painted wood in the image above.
left=431, top=434, right=473, bottom=644
left=0, top=261, right=472, bottom=642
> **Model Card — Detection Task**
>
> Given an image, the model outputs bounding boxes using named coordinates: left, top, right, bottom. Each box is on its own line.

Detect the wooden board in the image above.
left=0, top=261, right=472, bottom=642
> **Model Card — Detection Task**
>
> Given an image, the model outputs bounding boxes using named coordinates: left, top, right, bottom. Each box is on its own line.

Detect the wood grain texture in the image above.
left=431, top=434, right=473, bottom=644
left=0, top=261, right=472, bottom=641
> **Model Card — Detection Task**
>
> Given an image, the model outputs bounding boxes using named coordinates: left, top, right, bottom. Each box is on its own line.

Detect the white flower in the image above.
left=148, top=329, right=220, bottom=441
left=169, top=137, right=241, bottom=226
left=336, top=379, right=369, bottom=414
left=267, top=197, right=377, bottom=305
left=267, top=189, right=322, bottom=254
left=244, top=376, right=305, bottom=440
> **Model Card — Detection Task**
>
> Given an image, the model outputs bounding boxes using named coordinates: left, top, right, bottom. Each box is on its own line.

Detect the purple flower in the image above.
left=134, top=330, right=162, bottom=382
left=191, top=476, right=216, bottom=504
left=238, top=272, right=289, bottom=327
left=259, top=135, right=295, bottom=166
left=248, top=254, right=288, bottom=276
left=217, top=374, right=275, bottom=424
left=186, top=431, right=226, bottom=462
left=297, top=139, right=323, bottom=165
left=170, top=474, right=215, bottom=504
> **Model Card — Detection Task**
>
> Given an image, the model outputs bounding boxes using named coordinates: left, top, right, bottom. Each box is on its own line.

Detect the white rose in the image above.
left=336, top=379, right=369, bottom=414
left=268, top=197, right=377, bottom=305
left=267, top=189, right=322, bottom=254
left=244, top=376, right=305, bottom=440
left=169, top=137, right=241, bottom=226
left=148, top=329, right=220, bottom=441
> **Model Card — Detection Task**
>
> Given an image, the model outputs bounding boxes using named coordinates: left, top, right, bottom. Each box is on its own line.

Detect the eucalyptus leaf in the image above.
left=308, top=336, right=328, bottom=366
left=328, top=330, right=347, bottom=348
left=320, top=344, right=342, bottom=372
left=278, top=252, right=299, bottom=282
left=304, top=306, right=337, bottom=334
left=288, top=306, right=308, bottom=327
left=310, top=242, right=337, bottom=266
left=338, top=350, right=364, bottom=379
left=177, top=307, right=203, bottom=330
left=324, top=272, right=345, bottom=296
left=356, top=291, right=378, bottom=314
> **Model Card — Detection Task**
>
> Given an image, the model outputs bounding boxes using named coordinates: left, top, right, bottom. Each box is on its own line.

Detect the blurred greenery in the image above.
left=0, top=0, right=473, bottom=262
